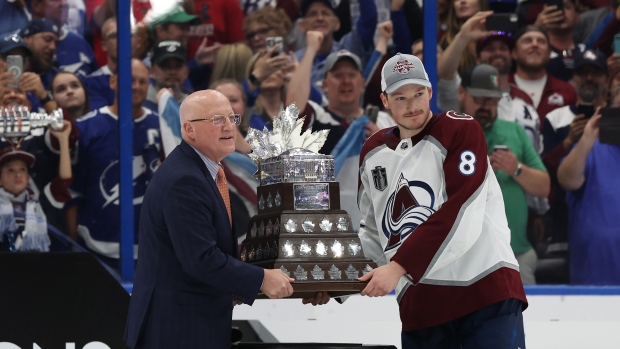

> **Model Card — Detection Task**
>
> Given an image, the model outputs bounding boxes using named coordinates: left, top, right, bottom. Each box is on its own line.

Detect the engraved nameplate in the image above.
left=293, top=183, right=330, bottom=210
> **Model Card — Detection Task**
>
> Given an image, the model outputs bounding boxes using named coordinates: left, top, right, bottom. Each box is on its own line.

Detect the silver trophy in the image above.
left=241, top=103, right=376, bottom=298
left=0, top=106, right=64, bottom=141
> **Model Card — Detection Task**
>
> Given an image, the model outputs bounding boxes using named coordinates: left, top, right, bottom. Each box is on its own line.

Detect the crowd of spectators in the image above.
left=0, top=0, right=618, bottom=286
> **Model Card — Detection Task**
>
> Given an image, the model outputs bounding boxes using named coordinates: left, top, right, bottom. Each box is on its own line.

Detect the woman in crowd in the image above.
left=440, top=0, right=489, bottom=74
left=244, top=52, right=294, bottom=132
left=51, top=72, right=90, bottom=120
left=242, top=6, right=292, bottom=54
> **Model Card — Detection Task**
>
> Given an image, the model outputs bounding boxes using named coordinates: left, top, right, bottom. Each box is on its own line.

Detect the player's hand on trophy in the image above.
left=302, top=291, right=331, bottom=306
left=358, top=261, right=406, bottom=297
left=261, top=268, right=295, bottom=299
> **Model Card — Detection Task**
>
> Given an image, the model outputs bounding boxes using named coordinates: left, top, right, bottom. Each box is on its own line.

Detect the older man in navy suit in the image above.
left=125, top=90, right=296, bottom=348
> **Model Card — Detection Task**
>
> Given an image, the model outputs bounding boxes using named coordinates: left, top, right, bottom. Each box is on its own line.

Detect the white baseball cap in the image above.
left=381, top=53, right=431, bottom=94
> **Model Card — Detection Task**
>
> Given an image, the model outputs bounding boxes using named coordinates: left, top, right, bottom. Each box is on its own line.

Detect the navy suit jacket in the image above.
left=125, top=140, right=264, bottom=349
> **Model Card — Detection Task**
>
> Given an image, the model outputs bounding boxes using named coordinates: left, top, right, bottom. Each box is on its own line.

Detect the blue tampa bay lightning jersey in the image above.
left=71, top=106, right=160, bottom=258
left=55, top=30, right=99, bottom=77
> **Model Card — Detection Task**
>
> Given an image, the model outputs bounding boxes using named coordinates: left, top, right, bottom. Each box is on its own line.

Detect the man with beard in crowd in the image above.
left=459, top=64, right=550, bottom=285
left=437, top=11, right=542, bottom=154
left=0, top=31, right=56, bottom=113
left=537, top=49, right=608, bottom=283
left=30, top=0, right=98, bottom=76
left=508, top=26, right=576, bottom=126
left=20, top=19, right=60, bottom=90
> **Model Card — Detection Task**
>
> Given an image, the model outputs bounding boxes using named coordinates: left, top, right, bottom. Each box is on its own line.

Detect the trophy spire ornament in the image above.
left=241, top=103, right=376, bottom=298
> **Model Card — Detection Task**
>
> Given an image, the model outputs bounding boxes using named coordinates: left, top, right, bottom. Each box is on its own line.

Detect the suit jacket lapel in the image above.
left=179, top=141, right=233, bottom=230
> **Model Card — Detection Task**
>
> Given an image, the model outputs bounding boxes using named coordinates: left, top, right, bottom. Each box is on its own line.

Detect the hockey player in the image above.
left=357, top=53, right=527, bottom=348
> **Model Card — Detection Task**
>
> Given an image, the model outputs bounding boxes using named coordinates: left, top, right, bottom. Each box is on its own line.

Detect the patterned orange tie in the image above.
left=217, top=165, right=232, bottom=227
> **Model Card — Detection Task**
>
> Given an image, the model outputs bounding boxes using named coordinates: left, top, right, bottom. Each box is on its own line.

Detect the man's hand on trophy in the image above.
left=301, top=291, right=331, bottom=306
left=358, top=261, right=406, bottom=297
left=261, top=268, right=295, bottom=299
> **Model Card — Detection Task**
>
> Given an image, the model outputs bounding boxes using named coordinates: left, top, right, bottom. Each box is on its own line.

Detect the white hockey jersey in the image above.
left=358, top=111, right=527, bottom=330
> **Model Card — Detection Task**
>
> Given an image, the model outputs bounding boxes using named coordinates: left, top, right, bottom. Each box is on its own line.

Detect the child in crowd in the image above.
left=0, top=147, right=48, bottom=252
left=0, top=120, right=72, bottom=252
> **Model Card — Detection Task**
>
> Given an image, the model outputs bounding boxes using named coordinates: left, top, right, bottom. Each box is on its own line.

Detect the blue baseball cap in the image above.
left=300, top=0, right=336, bottom=17
left=0, top=32, right=31, bottom=56
left=19, top=18, right=60, bottom=38
left=574, top=49, right=607, bottom=74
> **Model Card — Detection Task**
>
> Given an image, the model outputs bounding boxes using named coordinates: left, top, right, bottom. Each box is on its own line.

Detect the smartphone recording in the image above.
left=576, top=104, right=595, bottom=119
left=485, top=13, right=519, bottom=33
left=266, top=37, right=283, bottom=57
left=6, top=55, right=23, bottom=89
left=599, top=107, right=620, bottom=145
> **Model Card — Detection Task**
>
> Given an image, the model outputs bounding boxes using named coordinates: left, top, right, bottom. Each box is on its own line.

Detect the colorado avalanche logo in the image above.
left=381, top=173, right=436, bottom=252
left=392, top=59, right=414, bottom=74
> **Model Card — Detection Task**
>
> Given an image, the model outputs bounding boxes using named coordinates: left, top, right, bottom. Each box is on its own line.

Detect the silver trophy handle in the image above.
left=0, top=106, right=64, bottom=138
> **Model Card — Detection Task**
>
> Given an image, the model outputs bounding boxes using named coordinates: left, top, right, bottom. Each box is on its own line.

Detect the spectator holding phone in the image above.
left=0, top=33, right=37, bottom=110
left=243, top=51, right=296, bottom=132
left=557, top=108, right=620, bottom=285
left=19, top=19, right=61, bottom=95
left=242, top=7, right=292, bottom=54
left=438, top=12, right=543, bottom=154
left=0, top=29, right=57, bottom=114
left=535, top=0, right=585, bottom=82
left=439, top=0, right=490, bottom=75
left=459, top=64, right=550, bottom=285
left=538, top=50, right=608, bottom=282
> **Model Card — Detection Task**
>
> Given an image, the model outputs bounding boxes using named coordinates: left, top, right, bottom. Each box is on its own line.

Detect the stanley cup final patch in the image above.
left=372, top=166, right=388, bottom=191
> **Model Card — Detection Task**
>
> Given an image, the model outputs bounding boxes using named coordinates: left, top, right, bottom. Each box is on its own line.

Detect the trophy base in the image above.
left=258, top=280, right=368, bottom=299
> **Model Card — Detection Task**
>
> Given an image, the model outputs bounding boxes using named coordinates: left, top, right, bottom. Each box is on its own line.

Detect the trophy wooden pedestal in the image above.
left=241, top=182, right=376, bottom=299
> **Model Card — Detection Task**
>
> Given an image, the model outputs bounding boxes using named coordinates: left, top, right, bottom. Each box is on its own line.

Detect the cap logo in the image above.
left=392, top=59, right=414, bottom=74
left=584, top=50, right=597, bottom=61
left=158, top=41, right=181, bottom=52
left=490, top=75, right=499, bottom=88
